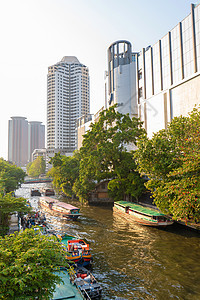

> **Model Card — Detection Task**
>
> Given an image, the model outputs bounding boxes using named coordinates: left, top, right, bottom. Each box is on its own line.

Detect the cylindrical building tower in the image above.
left=107, top=40, right=138, bottom=118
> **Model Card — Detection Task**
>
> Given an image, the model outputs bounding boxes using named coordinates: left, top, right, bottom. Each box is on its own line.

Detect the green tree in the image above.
left=27, top=156, right=46, bottom=178
left=0, top=159, right=26, bottom=193
left=0, top=228, right=69, bottom=299
left=135, top=106, right=200, bottom=223
left=0, top=192, right=31, bottom=235
left=74, top=106, right=146, bottom=202
left=48, top=151, right=80, bottom=198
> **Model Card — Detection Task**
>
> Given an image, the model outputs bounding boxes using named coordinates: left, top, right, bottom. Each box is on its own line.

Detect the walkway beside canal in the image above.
left=9, top=213, right=19, bottom=234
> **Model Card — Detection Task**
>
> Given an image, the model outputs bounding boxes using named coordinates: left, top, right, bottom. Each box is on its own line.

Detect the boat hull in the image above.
left=51, top=206, right=80, bottom=220
left=61, top=235, right=92, bottom=267
left=66, top=255, right=92, bottom=267
left=31, top=189, right=41, bottom=196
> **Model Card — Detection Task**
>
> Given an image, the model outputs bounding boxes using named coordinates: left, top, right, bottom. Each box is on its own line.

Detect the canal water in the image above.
left=16, top=183, right=200, bottom=300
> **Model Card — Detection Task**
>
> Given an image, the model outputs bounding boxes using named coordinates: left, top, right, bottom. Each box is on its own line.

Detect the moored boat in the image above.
left=31, top=188, right=41, bottom=196
left=52, top=267, right=84, bottom=300
left=52, top=202, right=81, bottom=220
left=39, top=196, right=59, bottom=209
left=114, top=201, right=174, bottom=227
left=39, top=197, right=81, bottom=220
left=59, top=234, right=92, bottom=267
left=73, top=266, right=102, bottom=299
left=41, top=187, right=55, bottom=196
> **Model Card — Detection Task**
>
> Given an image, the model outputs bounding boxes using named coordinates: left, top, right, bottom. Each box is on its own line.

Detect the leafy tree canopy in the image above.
left=0, top=229, right=69, bottom=299
left=0, top=158, right=26, bottom=193
left=74, top=106, right=146, bottom=202
left=135, top=106, right=200, bottom=222
left=27, top=156, right=46, bottom=178
left=0, top=192, right=31, bottom=235
left=48, top=151, right=80, bottom=198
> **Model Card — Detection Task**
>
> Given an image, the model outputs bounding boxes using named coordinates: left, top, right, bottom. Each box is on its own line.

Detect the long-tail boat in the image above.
left=58, top=234, right=93, bottom=267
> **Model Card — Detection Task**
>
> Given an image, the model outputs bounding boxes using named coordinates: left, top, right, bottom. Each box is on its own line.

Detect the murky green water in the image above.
left=16, top=183, right=200, bottom=300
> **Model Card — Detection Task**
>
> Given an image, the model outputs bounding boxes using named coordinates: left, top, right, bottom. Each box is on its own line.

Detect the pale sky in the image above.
left=0, top=0, right=195, bottom=159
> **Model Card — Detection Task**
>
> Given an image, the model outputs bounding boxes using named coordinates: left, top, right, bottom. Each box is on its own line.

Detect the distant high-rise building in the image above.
left=28, top=121, right=45, bottom=162
left=8, top=117, right=28, bottom=167
left=47, top=56, right=90, bottom=159
left=8, top=117, right=45, bottom=167
left=32, top=148, right=46, bottom=162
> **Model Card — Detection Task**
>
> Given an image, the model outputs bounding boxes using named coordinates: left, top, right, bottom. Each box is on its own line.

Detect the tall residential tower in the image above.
left=8, top=117, right=45, bottom=166
left=28, top=121, right=45, bottom=162
left=8, top=117, right=28, bottom=167
left=47, top=56, right=90, bottom=160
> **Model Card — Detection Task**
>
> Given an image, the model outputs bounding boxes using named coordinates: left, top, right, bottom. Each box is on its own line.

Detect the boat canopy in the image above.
left=53, top=269, right=83, bottom=299
left=40, top=196, right=59, bottom=204
left=54, top=202, right=79, bottom=210
left=115, top=201, right=165, bottom=217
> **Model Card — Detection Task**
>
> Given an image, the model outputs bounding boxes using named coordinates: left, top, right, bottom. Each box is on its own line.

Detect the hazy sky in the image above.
left=0, top=0, right=195, bottom=159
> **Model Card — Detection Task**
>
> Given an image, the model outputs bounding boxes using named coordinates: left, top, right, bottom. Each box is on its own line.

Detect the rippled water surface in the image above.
left=16, top=183, right=200, bottom=300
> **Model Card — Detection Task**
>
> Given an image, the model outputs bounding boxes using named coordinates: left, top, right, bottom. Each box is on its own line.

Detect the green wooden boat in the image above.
left=114, top=201, right=174, bottom=227
left=52, top=268, right=84, bottom=299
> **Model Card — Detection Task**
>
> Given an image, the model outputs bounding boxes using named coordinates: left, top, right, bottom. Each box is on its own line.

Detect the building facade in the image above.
left=8, top=117, right=28, bottom=167
left=32, top=148, right=47, bottom=172
left=32, top=148, right=46, bottom=162
left=138, top=3, right=200, bottom=137
left=76, top=114, right=93, bottom=150
left=47, top=56, right=90, bottom=160
left=28, top=121, right=45, bottom=162
left=107, top=4, right=200, bottom=137
left=76, top=107, right=105, bottom=150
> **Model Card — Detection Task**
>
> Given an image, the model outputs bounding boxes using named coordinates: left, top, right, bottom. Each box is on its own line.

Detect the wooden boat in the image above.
left=39, top=196, right=59, bottom=209
left=53, top=267, right=84, bottom=300
left=39, top=197, right=81, bottom=220
left=52, top=202, right=81, bottom=220
left=31, top=188, right=41, bottom=196
left=41, top=187, right=55, bottom=196
left=73, top=266, right=102, bottom=299
left=59, top=234, right=92, bottom=267
left=114, top=201, right=174, bottom=227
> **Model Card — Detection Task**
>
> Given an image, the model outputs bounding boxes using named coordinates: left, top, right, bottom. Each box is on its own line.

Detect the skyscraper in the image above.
left=8, top=117, right=28, bottom=167
left=28, top=121, right=45, bottom=162
left=47, top=56, right=90, bottom=159
left=8, top=117, right=45, bottom=167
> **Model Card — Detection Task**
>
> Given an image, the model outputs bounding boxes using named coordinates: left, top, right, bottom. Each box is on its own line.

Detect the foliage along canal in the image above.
left=16, top=183, right=200, bottom=300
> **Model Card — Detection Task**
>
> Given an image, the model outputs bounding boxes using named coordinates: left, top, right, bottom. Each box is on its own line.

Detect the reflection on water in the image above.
left=16, top=184, right=200, bottom=300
